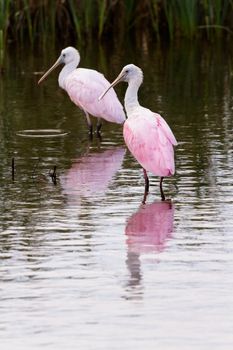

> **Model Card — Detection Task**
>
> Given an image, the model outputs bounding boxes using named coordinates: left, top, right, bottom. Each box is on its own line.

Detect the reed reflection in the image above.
left=124, top=200, right=175, bottom=298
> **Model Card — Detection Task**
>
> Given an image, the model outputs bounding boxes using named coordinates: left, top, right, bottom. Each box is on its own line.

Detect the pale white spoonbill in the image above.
left=99, top=64, right=178, bottom=201
left=38, top=47, right=125, bottom=135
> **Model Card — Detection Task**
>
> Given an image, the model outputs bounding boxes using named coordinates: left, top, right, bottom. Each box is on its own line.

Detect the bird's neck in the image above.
left=124, top=81, right=140, bottom=114
left=58, top=61, right=78, bottom=89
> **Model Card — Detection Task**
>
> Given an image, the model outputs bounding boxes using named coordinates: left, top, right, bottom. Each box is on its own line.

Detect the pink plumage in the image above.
left=65, top=68, right=125, bottom=124
left=123, top=111, right=177, bottom=177
left=99, top=63, right=178, bottom=201
left=38, top=47, right=125, bottom=133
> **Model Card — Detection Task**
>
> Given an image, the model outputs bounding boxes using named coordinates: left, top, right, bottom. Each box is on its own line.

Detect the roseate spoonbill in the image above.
left=99, top=64, right=178, bottom=201
left=38, top=47, right=125, bottom=135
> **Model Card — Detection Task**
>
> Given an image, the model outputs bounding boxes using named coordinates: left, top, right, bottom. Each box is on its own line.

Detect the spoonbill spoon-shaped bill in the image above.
left=38, top=47, right=126, bottom=135
left=99, top=64, right=178, bottom=201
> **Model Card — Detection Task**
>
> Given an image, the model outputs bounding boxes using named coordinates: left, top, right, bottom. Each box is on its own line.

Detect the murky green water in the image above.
left=1, top=42, right=233, bottom=349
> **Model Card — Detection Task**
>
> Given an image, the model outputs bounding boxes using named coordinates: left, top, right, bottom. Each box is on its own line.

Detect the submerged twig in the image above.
left=49, top=166, right=57, bottom=185
left=11, top=157, right=15, bottom=181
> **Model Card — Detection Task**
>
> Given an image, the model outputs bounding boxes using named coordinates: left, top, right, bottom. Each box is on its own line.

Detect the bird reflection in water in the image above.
left=61, top=147, right=126, bottom=203
left=124, top=200, right=174, bottom=299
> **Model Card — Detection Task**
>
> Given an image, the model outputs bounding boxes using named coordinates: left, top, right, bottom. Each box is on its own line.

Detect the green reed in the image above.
left=0, top=0, right=10, bottom=69
left=163, top=0, right=176, bottom=40
left=199, top=0, right=233, bottom=38
left=1, top=0, right=233, bottom=56
left=23, top=0, right=33, bottom=44
left=148, top=0, right=161, bottom=42
left=97, top=0, right=107, bottom=38
left=176, top=0, right=197, bottom=38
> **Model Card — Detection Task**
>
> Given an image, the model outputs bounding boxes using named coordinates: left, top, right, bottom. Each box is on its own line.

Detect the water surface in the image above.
left=0, top=42, right=233, bottom=349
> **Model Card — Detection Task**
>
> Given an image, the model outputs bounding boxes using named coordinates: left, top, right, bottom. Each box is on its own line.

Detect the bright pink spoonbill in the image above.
left=99, top=64, right=178, bottom=201
left=38, top=47, right=125, bottom=135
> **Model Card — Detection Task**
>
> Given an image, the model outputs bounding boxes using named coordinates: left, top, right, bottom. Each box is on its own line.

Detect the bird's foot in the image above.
left=142, top=190, right=149, bottom=204
left=161, top=194, right=166, bottom=201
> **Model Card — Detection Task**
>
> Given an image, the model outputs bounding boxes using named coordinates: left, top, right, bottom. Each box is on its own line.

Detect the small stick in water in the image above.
left=49, top=166, right=57, bottom=185
left=12, top=157, right=15, bottom=181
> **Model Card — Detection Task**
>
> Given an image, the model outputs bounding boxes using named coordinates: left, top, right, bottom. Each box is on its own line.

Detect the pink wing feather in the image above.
left=123, top=112, right=177, bottom=177
left=64, top=68, right=125, bottom=124
left=155, top=113, right=178, bottom=146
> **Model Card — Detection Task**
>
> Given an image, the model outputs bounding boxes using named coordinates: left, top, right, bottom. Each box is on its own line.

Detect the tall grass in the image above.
left=1, top=0, right=233, bottom=56
left=0, top=0, right=10, bottom=69
left=199, top=0, right=233, bottom=38
left=176, top=0, right=197, bottom=38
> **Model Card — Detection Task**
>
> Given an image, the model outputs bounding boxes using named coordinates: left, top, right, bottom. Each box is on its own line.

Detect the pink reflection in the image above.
left=125, top=201, right=174, bottom=254
left=61, top=147, right=126, bottom=200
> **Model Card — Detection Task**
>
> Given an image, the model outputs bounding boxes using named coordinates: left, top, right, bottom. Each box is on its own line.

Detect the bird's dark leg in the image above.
left=160, top=177, right=165, bottom=201
left=143, top=168, right=149, bottom=193
left=142, top=169, right=149, bottom=204
left=142, top=190, right=148, bottom=204
left=84, top=111, right=93, bottom=137
left=96, top=118, right=102, bottom=137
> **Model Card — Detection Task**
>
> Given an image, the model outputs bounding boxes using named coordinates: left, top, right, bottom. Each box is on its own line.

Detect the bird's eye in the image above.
left=63, top=53, right=66, bottom=57
left=125, top=70, right=129, bottom=74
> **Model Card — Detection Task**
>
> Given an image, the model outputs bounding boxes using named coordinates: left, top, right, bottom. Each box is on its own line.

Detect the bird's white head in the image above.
left=99, top=64, right=143, bottom=101
left=119, top=64, right=143, bottom=84
left=38, top=46, right=80, bottom=84
left=59, top=47, right=80, bottom=66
